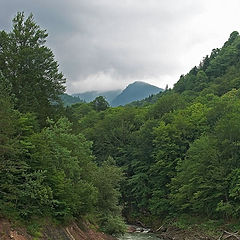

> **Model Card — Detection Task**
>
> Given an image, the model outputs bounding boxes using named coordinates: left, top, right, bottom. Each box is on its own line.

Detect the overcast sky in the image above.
left=1, top=0, right=240, bottom=93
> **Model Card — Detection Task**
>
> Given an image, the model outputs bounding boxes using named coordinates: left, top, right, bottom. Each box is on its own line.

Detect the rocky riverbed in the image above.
left=119, top=224, right=216, bottom=240
left=118, top=225, right=160, bottom=240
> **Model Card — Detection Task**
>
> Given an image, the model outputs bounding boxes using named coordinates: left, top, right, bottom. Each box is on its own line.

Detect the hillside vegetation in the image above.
left=0, top=13, right=125, bottom=236
left=65, top=30, right=240, bottom=230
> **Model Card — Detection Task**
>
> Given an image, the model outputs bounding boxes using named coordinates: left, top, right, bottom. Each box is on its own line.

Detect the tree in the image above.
left=0, top=71, right=15, bottom=148
left=170, top=135, right=225, bottom=216
left=93, top=157, right=126, bottom=234
left=148, top=92, right=186, bottom=119
left=0, top=74, right=49, bottom=219
left=0, top=12, right=66, bottom=125
left=195, top=70, right=208, bottom=91
left=29, top=118, right=98, bottom=219
left=91, top=96, right=110, bottom=112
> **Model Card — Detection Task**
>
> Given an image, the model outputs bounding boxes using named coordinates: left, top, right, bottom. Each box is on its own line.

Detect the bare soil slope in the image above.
left=0, top=218, right=116, bottom=240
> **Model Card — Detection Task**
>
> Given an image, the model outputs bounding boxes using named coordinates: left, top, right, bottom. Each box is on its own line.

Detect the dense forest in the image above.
left=0, top=13, right=125, bottom=235
left=1, top=12, right=240, bottom=236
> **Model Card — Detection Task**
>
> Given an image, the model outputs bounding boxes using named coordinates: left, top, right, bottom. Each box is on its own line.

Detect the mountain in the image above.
left=72, top=90, right=121, bottom=103
left=60, top=93, right=83, bottom=106
left=111, top=81, right=163, bottom=107
left=62, top=82, right=162, bottom=107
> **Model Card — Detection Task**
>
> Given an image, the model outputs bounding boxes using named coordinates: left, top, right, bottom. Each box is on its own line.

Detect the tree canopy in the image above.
left=0, top=12, right=65, bottom=125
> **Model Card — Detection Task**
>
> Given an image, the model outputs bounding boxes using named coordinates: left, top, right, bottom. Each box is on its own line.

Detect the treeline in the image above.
left=65, top=30, right=240, bottom=224
left=0, top=13, right=125, bottom=234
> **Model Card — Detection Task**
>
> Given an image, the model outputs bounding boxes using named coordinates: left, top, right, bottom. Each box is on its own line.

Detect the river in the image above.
left=118, top=232, right=161, bottom=240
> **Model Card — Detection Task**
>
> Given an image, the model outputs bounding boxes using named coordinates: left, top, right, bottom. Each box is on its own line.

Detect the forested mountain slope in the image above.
left=73, top=89, right=121, bottom=103
left=174, top=31, right=240, bottom=95
left=111, top=81, right=163, bottom=106
left=70, top=82, right=162, bottom=107
left=65, top=31, right=240, bottom=231
left=60, top=93, right=83, bottom=106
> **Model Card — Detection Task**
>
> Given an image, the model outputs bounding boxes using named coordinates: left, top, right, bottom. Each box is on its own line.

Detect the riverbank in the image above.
left=125, top=215, right=240, bottom=240
left=156, top=225, right=214, bottom=240
left=125, top=224, right=215, bottom=240
left=0, top=218, right=117, bottom=240
left=156, top=225, right=240, bottom=240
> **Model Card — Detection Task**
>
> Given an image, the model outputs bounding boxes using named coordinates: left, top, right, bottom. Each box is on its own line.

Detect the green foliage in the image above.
left=91, top=96, right=109, bottom=112
left=26, top=221, right=43, bottom=238
left=93, top=157, right=126, bottom=234
left=29, top=117, right=98, bottom=219
left=80, top=106, right=145, bottom=164
left=60, top=94, right=83, bottom=106
left=93, top=157, right=123, bottom=214
left=0, top=12, right=125, bottom=235
left=170, top=136, right=223, bottom=215
left=174, top=31, right=240, bottom=96
left=3, top=12, right=240, bottom=235
left=0, top=12, right=65, bottom=126
left=148, top=92, right=187, bottom=119
left=99, top=215, right=126, bottom=235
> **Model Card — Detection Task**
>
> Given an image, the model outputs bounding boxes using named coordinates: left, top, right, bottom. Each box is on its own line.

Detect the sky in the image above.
left=1, top=0, right=240, bottom=94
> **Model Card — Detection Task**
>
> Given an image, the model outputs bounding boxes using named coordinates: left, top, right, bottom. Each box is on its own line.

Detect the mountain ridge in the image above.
left=111, top=81, right=163, bottom=106
left=72, top=89, right=121, bottom=103
left=63, top=81, right=163, bottom=106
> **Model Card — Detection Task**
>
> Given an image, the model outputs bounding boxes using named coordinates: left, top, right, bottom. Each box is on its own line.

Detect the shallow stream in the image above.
left=118, top=232, right=162, bottom=240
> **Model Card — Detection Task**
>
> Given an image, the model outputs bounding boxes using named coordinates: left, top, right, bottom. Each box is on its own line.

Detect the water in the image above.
left=117, top=232, right=161, bottom=240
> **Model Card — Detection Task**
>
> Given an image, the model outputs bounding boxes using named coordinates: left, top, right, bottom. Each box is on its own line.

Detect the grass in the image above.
left=26, top=220, right=43, bottom=239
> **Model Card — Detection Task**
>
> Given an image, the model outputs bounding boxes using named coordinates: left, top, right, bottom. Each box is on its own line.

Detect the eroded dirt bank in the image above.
left=0, top=218, right=116, bottom=240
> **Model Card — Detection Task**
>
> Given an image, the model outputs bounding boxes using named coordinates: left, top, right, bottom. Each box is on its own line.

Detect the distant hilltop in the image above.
left=110, top=81, right=163, bottom=106
left=62, top=81, right=163, bottom=106
left=72, top=89, right=122, bottom=103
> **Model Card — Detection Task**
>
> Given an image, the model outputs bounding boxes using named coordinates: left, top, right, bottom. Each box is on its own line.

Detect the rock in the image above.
left=126, top=225, right=136, bottom=233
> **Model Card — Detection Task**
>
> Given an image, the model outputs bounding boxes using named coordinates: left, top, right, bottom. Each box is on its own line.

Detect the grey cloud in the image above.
left=58, top=0, right=204, bottom=85
left=1, top=0, right=239, bottom=93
